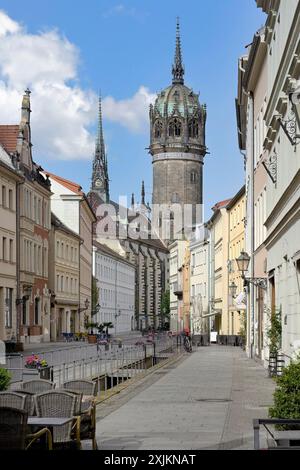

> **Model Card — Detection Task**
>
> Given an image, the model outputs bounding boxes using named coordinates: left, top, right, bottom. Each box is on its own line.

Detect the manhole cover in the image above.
left=195, top=398, right=232, bottom=403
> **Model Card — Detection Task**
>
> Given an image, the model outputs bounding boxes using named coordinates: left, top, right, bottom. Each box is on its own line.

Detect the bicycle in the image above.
left=183, top=334, right=192, bottom=353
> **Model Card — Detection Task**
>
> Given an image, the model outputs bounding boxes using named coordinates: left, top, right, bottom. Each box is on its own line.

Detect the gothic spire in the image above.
left=172, top=18, right=184, bottom=85
left=91, top=94, right=110, bottom=202
left=141, top=181, right=145, bottom=206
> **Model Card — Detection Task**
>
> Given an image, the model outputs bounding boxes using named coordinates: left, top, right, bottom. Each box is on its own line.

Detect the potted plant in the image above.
left=25, top=354, right=51, bottom=380
left=84, top=321, right=99, bottom=343
left=269, top=358, right=300, bottom=432
left=0, top=368, right=11, bottom=391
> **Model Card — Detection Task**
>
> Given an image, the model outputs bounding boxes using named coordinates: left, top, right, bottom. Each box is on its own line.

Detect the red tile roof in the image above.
left=0, top=125, right=19, bottom=153
left=44, top=171, right=84, bottom=195
left=212, top=199, right=232, bottom=211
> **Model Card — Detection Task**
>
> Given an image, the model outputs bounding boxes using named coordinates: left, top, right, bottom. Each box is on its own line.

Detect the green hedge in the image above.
left=0, top=368, right=11, bottom=391
left=269, top=360, right=300, bottom=424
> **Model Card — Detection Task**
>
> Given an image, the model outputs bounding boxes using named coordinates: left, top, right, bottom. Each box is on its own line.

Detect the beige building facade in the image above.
left=0, top=91, right=52, bottom=344
left=0, top=145, right=23, bottom=342
left=49, top=213, right=81, bottom=340
left=46, top=173, right=96, bottom=332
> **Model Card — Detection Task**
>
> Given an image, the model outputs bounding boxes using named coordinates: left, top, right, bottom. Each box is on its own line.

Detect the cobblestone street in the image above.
left=96, top=346, right=276, bottom=450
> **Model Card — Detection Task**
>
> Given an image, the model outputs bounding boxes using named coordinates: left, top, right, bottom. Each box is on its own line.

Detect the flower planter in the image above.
left=88, top=335, right=97, bottom=344
left=39, top=367, right=52, bottom=381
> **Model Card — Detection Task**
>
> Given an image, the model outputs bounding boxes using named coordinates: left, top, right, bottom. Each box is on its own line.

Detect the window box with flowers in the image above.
left=25, top=355, right=52, bottom=380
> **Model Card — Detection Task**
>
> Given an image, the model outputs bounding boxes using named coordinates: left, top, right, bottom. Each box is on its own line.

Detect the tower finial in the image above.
left=131, top=193, right=135, bottom=209
left=172, top=17, right=184, bottom=85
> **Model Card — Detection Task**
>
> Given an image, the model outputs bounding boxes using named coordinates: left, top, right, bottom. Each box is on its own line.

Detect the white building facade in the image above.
left=93, top=242, right=135, bottom=335
left=190, top=225, right=210, bottom=336
left=256, top=0, right=300, bottom=361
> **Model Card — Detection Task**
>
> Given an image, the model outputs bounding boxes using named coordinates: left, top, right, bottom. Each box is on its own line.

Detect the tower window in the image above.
left=189, top=119, right=199, bottom=138
left=154, top=120, right=163, bottom=139
left=191, top=171, right=198, bottom=184
left=168, top=119, right=182, bottom=137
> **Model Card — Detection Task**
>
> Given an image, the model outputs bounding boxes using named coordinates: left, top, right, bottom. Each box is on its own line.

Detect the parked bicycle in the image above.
left=183, top=332, right=192, bottom=353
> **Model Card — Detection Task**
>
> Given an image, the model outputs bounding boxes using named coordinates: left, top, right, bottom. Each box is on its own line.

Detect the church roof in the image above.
left=154, top=84, right=201, bottom=118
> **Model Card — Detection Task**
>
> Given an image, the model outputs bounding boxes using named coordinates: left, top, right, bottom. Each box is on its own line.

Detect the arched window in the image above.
left=168, top=119, right=182, bottom=137
left=189, top=119, right=199, bottom=138
left=154, top=120, right=163, bottom=139
left=190, top=171, right=198, bottom=184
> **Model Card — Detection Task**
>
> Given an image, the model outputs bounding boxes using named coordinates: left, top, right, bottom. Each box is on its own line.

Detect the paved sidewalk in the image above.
left=21, top=331, right=143, bottom=355
left=96, top=346, right=276, bottom=450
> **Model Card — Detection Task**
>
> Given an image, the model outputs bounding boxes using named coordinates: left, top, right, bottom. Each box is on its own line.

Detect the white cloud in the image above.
left=0, top=11, right=20, bottom=37
left=0, top=10, right=154, bottom=161
left=103, top=86, right=156, bottom=133
left=102, top=4, right=148, bottom=21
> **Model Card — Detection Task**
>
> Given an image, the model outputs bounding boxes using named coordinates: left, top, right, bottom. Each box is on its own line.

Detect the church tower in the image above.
left=150, top=20, right=207, bottom=229
left=90, top=95, right=110, bottom=202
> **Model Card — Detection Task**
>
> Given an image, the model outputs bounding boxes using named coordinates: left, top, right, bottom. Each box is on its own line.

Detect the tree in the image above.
left=160, top=290, right=170, bottom=329
left=266, top=306, right=282, bottom=357
left=102, top=322, right=114, bottom=335
left=91, top=276, right=99, bottom=317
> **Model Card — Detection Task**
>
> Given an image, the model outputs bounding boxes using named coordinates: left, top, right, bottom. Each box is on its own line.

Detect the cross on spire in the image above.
left=172, top=18, right=184, bottom=85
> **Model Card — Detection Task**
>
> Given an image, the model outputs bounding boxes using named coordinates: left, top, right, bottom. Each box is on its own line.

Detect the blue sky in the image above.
left=0, top=0, right=265, bottom=219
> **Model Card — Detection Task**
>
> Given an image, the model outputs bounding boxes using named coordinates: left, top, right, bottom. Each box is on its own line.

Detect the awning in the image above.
left=233, top=291, right=247, bottom=311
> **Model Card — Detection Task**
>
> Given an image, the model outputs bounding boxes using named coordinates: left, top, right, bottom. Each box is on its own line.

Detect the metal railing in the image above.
left=5, top=334, right=181, bottom=392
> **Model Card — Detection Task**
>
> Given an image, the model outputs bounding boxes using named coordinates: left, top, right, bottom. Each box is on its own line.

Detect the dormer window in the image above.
left=169, top=118, right=182, bottom=137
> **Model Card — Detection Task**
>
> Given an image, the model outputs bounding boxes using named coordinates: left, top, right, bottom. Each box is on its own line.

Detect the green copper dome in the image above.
left=154, top=84, right=201, bottom=118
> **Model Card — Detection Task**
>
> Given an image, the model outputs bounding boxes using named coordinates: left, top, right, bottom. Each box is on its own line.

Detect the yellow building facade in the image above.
left=227, top=186, right=246, bottom=336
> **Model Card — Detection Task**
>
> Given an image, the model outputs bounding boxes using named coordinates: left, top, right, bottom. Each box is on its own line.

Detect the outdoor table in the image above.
left=274, top=431, right=300, bottom=447
left=28, top=417, right=74, bottom=427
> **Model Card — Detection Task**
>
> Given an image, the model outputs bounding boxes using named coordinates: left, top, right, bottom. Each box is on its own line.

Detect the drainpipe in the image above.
left=16, top=180, right=21, bottom=343
left=249, top=91, right=255, bottom=359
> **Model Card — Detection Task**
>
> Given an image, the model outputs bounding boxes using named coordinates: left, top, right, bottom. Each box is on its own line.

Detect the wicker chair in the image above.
left=62, top=380, right=96, bottom=397
left=35, top=391, right=80, bottom=450
left=0, top=407, right=52, bottom=450
left=62, top=389, right=83, bottom=415
left=21, top=380, right=56, bottom=394
left=17, top=390, right=36, bottom=416
left=62, top=381, right=97, bottom=450
left=0, top=392, right=26, bottom=410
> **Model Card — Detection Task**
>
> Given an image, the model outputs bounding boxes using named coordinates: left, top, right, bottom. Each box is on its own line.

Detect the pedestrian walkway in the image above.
left=96, top=345, right=276, bottom=450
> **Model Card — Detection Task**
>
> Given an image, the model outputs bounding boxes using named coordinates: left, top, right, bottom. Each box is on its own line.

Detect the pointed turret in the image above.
left=141, top=181, right=145, bottom=206
left=172, top=18, right=184, bottom=85
left=21, top=88, right=31, bottom=124
left=91, top=94, right=110, bottom=202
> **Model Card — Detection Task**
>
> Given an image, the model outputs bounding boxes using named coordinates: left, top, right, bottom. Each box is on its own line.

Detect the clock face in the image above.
left=95, top=179, right=102, bottom=187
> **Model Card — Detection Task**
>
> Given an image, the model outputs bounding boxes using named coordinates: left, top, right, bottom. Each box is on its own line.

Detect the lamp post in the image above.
left=229, top=281, right=238, bottom=299
left=290, top=87, right=300, bottom=130
left=236, top=251, right=267, bottom=290
left=115, top=309, right=121, bottom=336
left=15, top=285, right=32, bottom=344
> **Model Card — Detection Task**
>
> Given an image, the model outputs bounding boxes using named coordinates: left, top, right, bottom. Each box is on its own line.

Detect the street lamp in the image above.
left=79, top=298, right=90, bottom=313
left=290, top=87, right=300, bottom=130
left=229, top=281, right=238, bottom=299
left=236, top=251, right=267, bottom=290
left=115, top=309, right=121, bottom=336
